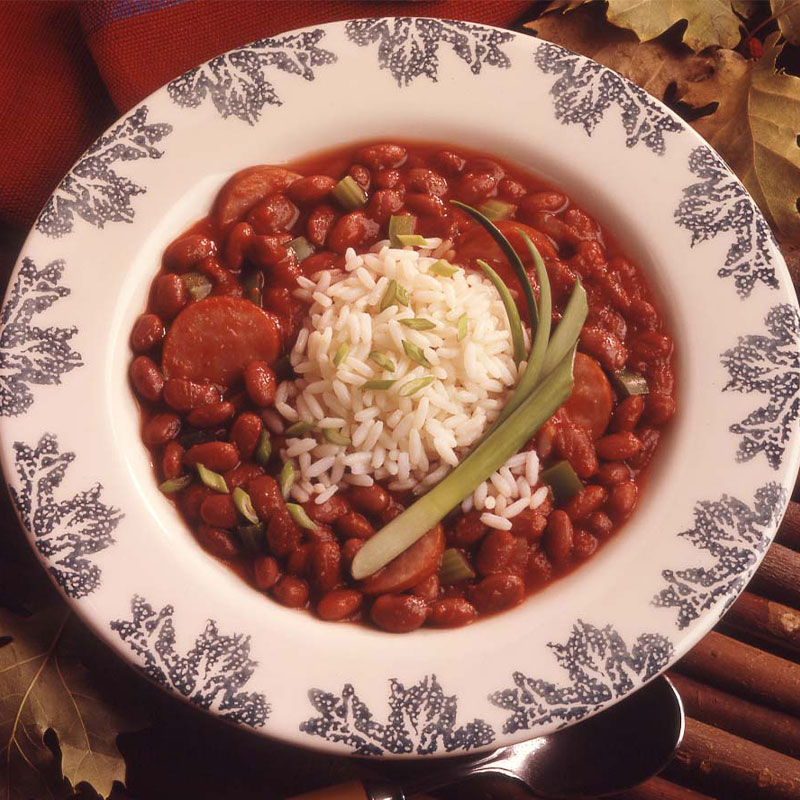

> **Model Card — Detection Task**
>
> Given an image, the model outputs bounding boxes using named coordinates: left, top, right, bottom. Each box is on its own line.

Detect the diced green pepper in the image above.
left=332, top=175, right=367, bottom=210
left=540, top=460, right=584, bottom=505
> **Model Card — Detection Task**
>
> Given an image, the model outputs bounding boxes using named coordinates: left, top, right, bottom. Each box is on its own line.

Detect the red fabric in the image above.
left=0, top=0, right=531, bottom=231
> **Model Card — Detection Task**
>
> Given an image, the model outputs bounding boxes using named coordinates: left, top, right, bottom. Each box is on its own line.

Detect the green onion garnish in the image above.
left=332, top=175, right=367, bottom=210
left=159, top=475, right=191, bottom=494
left=541, top=460, right=584, bottom=505
left=396, top=283, right=410, bottom=306
left=333, top=342, right=350, bottom=367
left=399, top=318, right=436, bottom=331
left=612, top=369, right=649, bottom=397
left=232, top=487, right=260, bottom=524
left=362, top=379, right=396, bottom=390
left=286, top=503, right=317, bottom=530
left=476, top=258, right=526, bottom=366
left=196, top=464, right=228, bottom=494
left=457, top=314, right=468, bottom=341
left=479, top=199, right=516, bottom=221
left=380, top=280, right=398, bottom=311
left=285, top=421, right=313, bottom=436
left=438, top=548, right=476, bottom=584
left=396, top=234, right=428, bottom=248
left=255, top=430, right=272, bottom=466
left=181, top=272, right=212, bottom=302
left=288, top=236, right=314, bottom=262
left=279, top=462, right=295, bottom=499
left=323, top=429, right=351, bottom=446
left=429, top=260, right=459, bottom=277
left=402, top=340, right=432, bottom=368
left=398, top=376, right=436, bottom=397
left=388, top=214, right=416, bottom=248
left=369, top=351, right=395, bottom=372
left=237, top=523, right=265, bottom=556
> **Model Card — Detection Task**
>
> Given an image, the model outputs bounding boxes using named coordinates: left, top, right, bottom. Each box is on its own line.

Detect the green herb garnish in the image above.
left=332, top=175, right=367, bottom=210
left=362, top=379, right=397, bottom=390
left=233, top=487, right=260, bottom=524
left=429, top=260, right=459, bottom=277
left=323, top=429, right=351, bottom=446
left=285, top=421, right=313, bottom=436
left=398, top=376, right=436, bottom=397
left=286, top=503, right=317, bottom=531
left=333, top=342, right=350, bottom=367
left=402, top=340, right=432, bottom=368
left=196, top=464, right=228, bottom=494
left=369, top=351, right=396, bottom=372
left=279, top=462, right=295, bottom=499
left=159, top=475, right=191, bottom=494
left=399, top=318, right=436, bottom=331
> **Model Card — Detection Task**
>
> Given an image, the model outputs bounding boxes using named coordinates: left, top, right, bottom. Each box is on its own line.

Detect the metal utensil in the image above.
left=286, top=675, right=684, bottom=800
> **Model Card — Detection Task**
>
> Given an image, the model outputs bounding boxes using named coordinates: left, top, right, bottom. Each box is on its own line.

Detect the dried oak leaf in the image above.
left=685, top=33, right=800, bottom=244
left=1, top=607, right=140, bottom=797
left=771, top=0, right=800, bottom=45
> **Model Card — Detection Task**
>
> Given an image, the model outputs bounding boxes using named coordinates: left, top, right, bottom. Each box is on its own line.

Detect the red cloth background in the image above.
left=0, top=0, right=531, bottom=233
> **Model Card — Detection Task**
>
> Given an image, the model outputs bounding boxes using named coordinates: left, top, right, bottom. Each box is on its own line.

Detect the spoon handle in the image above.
left=284, top=780, right=404, bottom=800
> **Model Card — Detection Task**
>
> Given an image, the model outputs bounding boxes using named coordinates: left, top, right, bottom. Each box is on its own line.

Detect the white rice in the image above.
left=275, top=239, right=546, bottom=516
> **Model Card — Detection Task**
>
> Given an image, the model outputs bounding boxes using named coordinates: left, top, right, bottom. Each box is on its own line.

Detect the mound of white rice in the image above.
left=272, top=238, right=548, bottom=527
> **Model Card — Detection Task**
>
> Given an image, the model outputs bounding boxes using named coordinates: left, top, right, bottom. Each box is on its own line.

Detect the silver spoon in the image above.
left=286, top=675, right=684, bottom=800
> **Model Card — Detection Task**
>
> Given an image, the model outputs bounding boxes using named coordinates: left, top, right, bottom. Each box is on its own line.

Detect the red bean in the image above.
left=355, top=144, right=407, bottom=170
left=244, top=361, right=276, bottom=407
left=201, top=494, right=238, bottom=528
left=266, top=510, right=302, bottom=556
left=407, top=168, right=448, bottom=197
left=249, top=234, right=291, bottom=267
left=307, top=494, right=350, bottom=524
left=163, top=234, right=217, bottom=273
left=476, top=530, right=516, bottom=576
left=498, top=178, right=527, bottom=202
left=629, top=298, right=658, bottom=328
left=341, top=538, right=365, bottom=563
left=179, top=485, right=213, bottom=523
left=411, top=574, right=440, bottom=601
left=526, top=549, right=553, bottom=587
left=374, top=168, right=401, bottom=189
left=223, top=463, right=264, bottom=490
left=456, top=172, right=498, bottom=204
left=213, top=166, right=301, bottom=231
left=404, top=193, right=447, bottom=218
left=223, top=222, right=254, bottom=271
left=248, top=475, right=284, bottom=520
left=450, top=511, right=488, bottom=547
left=311, top=541, right=342, bottom=593
left=187, top=401, right=236, bottom=428
left=610, top=396, right=645, bottom=433
left=471, top=574, right=525, bottom=614
left=143, top=413, right=181, bottom=445
left=564, top=208, right=601, bottom=241
left=153, top=273, right=188, bottom=320
left=564, top=485, right=608, bottom=522
left=130, top=356, right=164, bottom=402
left=631, top=331, right=673, bottom=363
left=163, top=378, right=222, bottom=411
left=328, top=211, right=381, bottom=253
left=287, top=175, right=336, bottom=205
left=348, top=164, right=371, bottom=191
left=230, top=413, right=263, bottom=460
left=370, top=594, right=427, bottom=633
left=367, top=189, right=404, bottom=224
left=131, top=313, right=165, bottom=352
left=348, top=485, right=390, bottom=514
left=184, top=441, right=240, bottom=471
left=596, top=461, right=631, bottom=486
left=380, top=500, right=405, bottom=524
left=197, top=525, right=239, bottom=559
left=595, top=432, right=643, bottom=461
left=645, top=392, right=677, bottom=425
left=555, top=421, right=598, bottom=478
left=519, top=192, right=568, bottom=215
left=429, top=598, right=477, bottom=628
left=306, top=204, right=338, bottom=248
left=254, top=556, right=280, bottom=590
left=587, top=511, right=614, bottom=538
left=287, top=544, right=311, bottom=576
left=317, top=589, right=363, bottom=621
left=335, top=511, right=374, bottom=539
left=272, top=575, right=309, bottom=608
left=305, top=523, right=336, bottom=544
left=510, top=509, right=548, bottom=541
left=247, top=194, right=299, bottom=234
left=432, top=150, right=466, bottom=176
left=607, top=481, right=639, bottom=522
left=573, top=529, right=599, bottom=560
left=544, top=511, right=574, bottom=566
left=162, top=441, right=184, bottom=480
left=579, top=326, right=627, bottom=373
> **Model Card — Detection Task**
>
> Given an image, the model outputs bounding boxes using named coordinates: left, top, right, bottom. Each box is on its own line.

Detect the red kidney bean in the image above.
left=335, top=511, right=374, bottom=539
left=374, top=168, right=401, bottom=189
left=555, top=421, right=598, bottom=478
left=287, top=175, right=336, bottom=205
left=184, top=441, right=240, bottom=471
left=629, top=298, right=658, bottom=328
left=510, top=509, right=548, bottom=541
left=587, top=511, right=614, bottom=538
left=370, top=594, right=427, bottom=633
left=564, top=485, right=608, bottom=522
left=223, top=222, right=254, bottom=271
left=244, top=361, right=276, bottom=407
left=544, top=511, right=573, bottom=566
left=366, top=189, right=405, bottom=224
left=229, top=413, right=263, bottom=460
left=162, top=441, right=185, bottom=480
left=179, top=485, right=213, bottom=523
left=249, top=234, right=291, bottom=267
left=564, top=208, right=600, bottom=241
left=495, top=177, right=525, bottom=202
left=449, top=511, right=488, bottom=547
left=471, top=574, right=525, bottom=614
left=317, top=589, right=363, bottom=621
left=607, top=481, right=639, bottom=522
left=628, top=427, right=661, bottom=470
left=456, top=172, right=498, bottom=205
left=248, top=475, right=284, bottom=520
left=595, top=432, right=643, bottom=461
left=404, top=193, right=447, bottom=218
left=306, top=204, right=338, bottom=248
left=355, top=144, right=407, bottom=170
left=306, top=494, right=350, bottom=524
left=287, top=544, right=311, bottom=576
left=163, top=234, right=217, bottom=273
left=187, top=401, right=236, bottom=428
left=573, top=529, right=599, bottom=560
left=201, top=494, right=238, bottom=528
left=476, top=530, right=516, bottom=576
left=348, top=485, right=390, bottom=514
left=579, top=326, right=627, bottom=373
left=412, top=574, right=440, bottom=601
left=591, top=305, right=627, bottom=342
left=328, top=211, right=381, bottom=253
left=407, top=168, right=448, bottom=197
left=649, top=363, right=675, bottom=395
left=153, top=274, right=188, bottom=320
left=311, top=541, right=342, bottom=593
left=142, top=413, right=181, bottom=445
left=247, top=194, right=299, bottom=234
left=519, top=192, right=568, bottom=217
left=163, top=378, right=221, bottom=411
left=348, top=164, right=371, bottom=191
left=631, top=331, right=673, bottom=363
left=380, top=500, right=405, bottom=524
left=266, top=510, right=302, bottom=556
left=223, top=463, right=264, bottom=490
left=341, top=538, right=364, bottom=563
left=610, top=396, right=645, bottom=433
left=198, top=256, right=240, bottom=296
left=526, top=549, right=553, bottom=586
left=254, top=556, right=280, bottom=590
left=432, top=150, right=466, bottom=176
left=305, top=523, right=336, bottom=544
left=596, top=461, right=631, bottom=486
left=131, top=313, right=165, bottom=352
left=197, top=525, right=239, bottom=559
left=645, top=392, right=677, bottom=425
left=130, top=356, right=164, bottom=402
left=465, top=157, right=504, bottom=179
left=272, top=575, right=309, bottom=608
left=429, top=598, right=477, bottom=627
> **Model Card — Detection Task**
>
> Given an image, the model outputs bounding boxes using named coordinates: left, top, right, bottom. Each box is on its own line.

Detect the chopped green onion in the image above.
left=242, top=270, right=265, bottom=307
left=333, top=342, right=350, bottom=367
left=396, top=234, right=428, bottom=248
left=438, top=548, right=476, bottom=584
left=380, top=279, right=397, bottom=311
left=479, top=199, right=517, bottom=221
left=279, top=462, right=295, bottom=499
left=232, top=487, right=260, bottom=524
left=181, top=272, right=212, bottom=301
left=323, top=428, right=351, bottom=446
left=237, top=523, right=265, bottom=557
left=286, top=502, right=317, bottom=530
left=476, top=258, right=526, bottom=366
left=398, top=375, right=436, bottom=397
left=396, top=283, right=410, bottom=306
left=612, top=369, right=649, bottom=397
left=541, top=460, right=584, bottom=505
left=402, top=340, right=432, bottom=368
left=159, top=475, right=191, bottom=494
left=388, top=214, right=416, bottom=248
left=288, top=236, right=314, bottom=262
left=369, top=351, right=396, bottom=372
left=196, top=464, right=228, bottom=494
left=429, top=259, right=459, bottom=277
left=351, top=347, right=576, bottom=580
left=362, top=379, right=396, bottom=390
left=457, top=313, right=468, bottom=341
left=332, top=175, right=367, bottom=210
left=255, top=430, right=272, bottom=466
left=399, top=317, right=436, bottom=331
left=285, top=421, right=313, bottom=436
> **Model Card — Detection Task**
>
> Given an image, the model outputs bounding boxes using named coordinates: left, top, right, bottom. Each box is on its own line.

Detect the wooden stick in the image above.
left=666, top=718, right=800, bottom=799
left=669, top=672, right=800, bottom=759
left=777, top=501, right=800, bottom=551
left=675, top=631, right=800, bottom=715
left=613, top=776, right=715, bottom=799
left=725, top=591, right=800, bottom=656
left=749, top=544, right=800, bottom=608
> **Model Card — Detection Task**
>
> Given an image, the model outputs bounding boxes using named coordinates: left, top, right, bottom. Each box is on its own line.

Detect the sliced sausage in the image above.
left=212, top=166, right=301, bottom=231
left=563, top=353, right=614, bottom=439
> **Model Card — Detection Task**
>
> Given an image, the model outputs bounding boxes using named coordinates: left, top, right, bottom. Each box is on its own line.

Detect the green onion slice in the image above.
left=333, top=342, right=350, bottom=367
left=285, top=421, right=313, bottom=436
left=181, top=272, right=212, bottom=302
left=402, top=340, right=432, bottom=368
left=476, top=258, right=526, bottom=366
left=369, top=351, right=395, bottom=372
left=279, top=461, right=295, bottom=499
left=479, top=199, right=516, bottom=221
left=362, top=379, right=396, bottom=390
left=457, top=313, right=468, bottom=341
left=388, top=214, right=416, bottom=248
left=288, top=236, right=314, bottom=262
left=429, top=260, right=459, bottom=277
left=612, top=369, right=649, bottom=397
left=438, top=548, right=476, bottom=584
left=159, top=475, right=191, bottom=494
left=396, top=283, right=410, bottom=306
left=399, top=318, right=436, bottom=331
left=541, top=460, right=583, bottom=505
left=332, top=175, right=367, bottom=210
left=196, top=464, right=229, bottom=494
left=286, top=503, right=317, bottom=531
left=232, top=487, right=260, bottom=524
left=255, top=430, right=272, bottom=466
left=396, top=234, right=428, bottom=248
left=323, top=428, right=351, bottom=446
left=237, top=523, right=265, bottom=557
left=398, top=375, right=436, bottom=397
left=380, top=279, right=397, bottom=311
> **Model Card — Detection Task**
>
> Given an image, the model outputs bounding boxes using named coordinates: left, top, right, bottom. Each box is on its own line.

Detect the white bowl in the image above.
left=2, top=17, right=798, bottom=757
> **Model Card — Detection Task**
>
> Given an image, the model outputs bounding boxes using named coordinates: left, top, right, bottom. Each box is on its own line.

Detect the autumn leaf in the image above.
left=770, top=0, right=800, bottom=44
left=685, top=32, right=800, bottom=244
